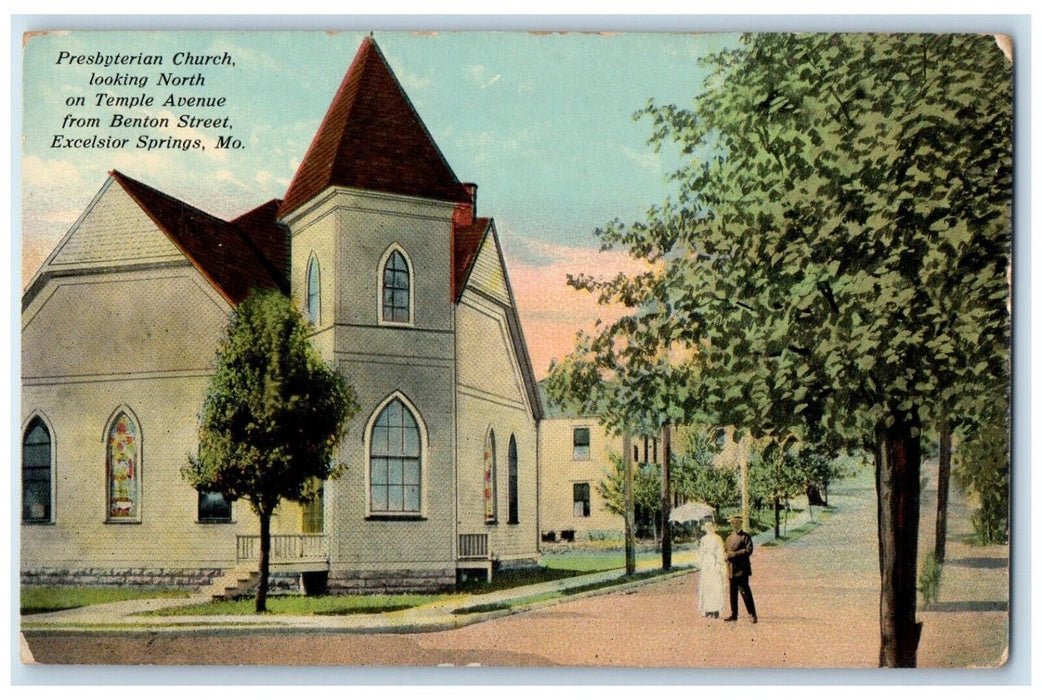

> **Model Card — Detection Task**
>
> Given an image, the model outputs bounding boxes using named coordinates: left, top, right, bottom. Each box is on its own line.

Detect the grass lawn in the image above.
left=21, top=587, right=189, bottom=615
left=539, top=549, right=667, bottom=573
left=143, top=593, right=444, bottom=617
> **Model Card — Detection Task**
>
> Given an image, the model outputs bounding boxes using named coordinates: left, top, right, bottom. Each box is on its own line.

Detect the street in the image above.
left=22, top=469, right=1008, bottom=668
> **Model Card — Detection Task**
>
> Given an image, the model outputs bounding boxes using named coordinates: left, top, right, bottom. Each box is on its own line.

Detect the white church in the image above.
left=21, top=38, right=544, bottom=593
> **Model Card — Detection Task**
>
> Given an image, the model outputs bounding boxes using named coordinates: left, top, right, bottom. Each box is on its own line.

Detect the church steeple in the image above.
left=277, top=37, right=470, bottom=219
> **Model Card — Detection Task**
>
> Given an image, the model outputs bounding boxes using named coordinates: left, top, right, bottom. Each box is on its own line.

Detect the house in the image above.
left=20, top=37, right=542, bottom=593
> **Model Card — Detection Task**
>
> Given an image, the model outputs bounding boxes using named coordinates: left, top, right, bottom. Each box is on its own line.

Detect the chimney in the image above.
left=453, top=182, right=478, bottom=228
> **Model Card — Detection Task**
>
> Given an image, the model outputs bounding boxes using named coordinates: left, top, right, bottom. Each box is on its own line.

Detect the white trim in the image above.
left=376, top=243, right=416, bottom=328
left=21, top=411, right=57, bottom=524
left=102, top=404, right=144, bottom=524
left=306, top=252, right=322, bottom=325
left=362, top=391, right=429, bottom=518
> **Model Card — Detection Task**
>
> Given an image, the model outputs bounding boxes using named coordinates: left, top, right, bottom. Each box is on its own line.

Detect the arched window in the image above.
left=484, top=429, right=497, bottom=522
left=306, top=255, right=321, bottom=324
left=508, top=434, right=519, bottom=524
left=381, top=248, right=412, bottom=324
left=22, top=417, right=52, bottom=523
left=369, top=398, right=421, bottom=514
left=106, top=409, right=141, bottom=522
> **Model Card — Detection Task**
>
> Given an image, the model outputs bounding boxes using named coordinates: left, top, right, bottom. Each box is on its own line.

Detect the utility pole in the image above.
left=741, top=455, right=750, bottom=532
left=623, top=431, right=636, bottom=575
left=661, top=423, right=672, bottom=571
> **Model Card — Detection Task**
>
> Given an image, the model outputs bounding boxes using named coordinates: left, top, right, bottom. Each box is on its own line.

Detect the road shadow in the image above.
left=925, top=600, right=1008, bottom=613
left=947, top=556, right=1008, bottom=570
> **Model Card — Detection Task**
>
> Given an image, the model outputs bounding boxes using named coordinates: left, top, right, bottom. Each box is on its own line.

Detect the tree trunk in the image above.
left=256, top=508, right=272, bottom=613
left=934, top=418, right=952, bottom=563
left=661, top=424, right=672, bottom=571
left=773, top=497, right=781, bottom=539
left=876, top=409, right=924, bottom=668
left=623, top=431, right=636, bottom=576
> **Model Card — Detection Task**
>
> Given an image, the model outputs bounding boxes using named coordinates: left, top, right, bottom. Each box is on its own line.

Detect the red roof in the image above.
left=278, top=37, right=470, bottom=219
left=111, top=170, right=289, bottom=304
left=452, top=217, right=490, bottom=301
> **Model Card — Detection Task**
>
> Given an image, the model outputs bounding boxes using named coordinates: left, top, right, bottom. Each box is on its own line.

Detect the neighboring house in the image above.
left=21, top=38, right=542, bottom=593
left=537, top=385, right=663, bottom=541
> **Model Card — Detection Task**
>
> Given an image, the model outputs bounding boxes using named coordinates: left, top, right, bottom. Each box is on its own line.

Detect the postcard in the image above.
left=17, top=28, right=1012, bottom=671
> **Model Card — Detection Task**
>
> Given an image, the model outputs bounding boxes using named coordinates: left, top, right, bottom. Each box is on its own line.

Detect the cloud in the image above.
left=621, top=145, right=661, bottom=172
left=399, top=67, right=434, bottom=91
left=467, top=64, right=501, bottom=89
left=21, top=155, right=82, bottom=185
left=500, top=235, right=651, bottom=379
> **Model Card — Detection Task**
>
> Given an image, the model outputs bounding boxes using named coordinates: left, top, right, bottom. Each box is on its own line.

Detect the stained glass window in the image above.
left=370, top=399, right=421, bottom=513
left=107, top=411, right=140, bottom=521
left=22, top=418, right=52, bottom=523
left=484, top=429, right=497, bottom=522
left=382, top=250, right=411, bottom=323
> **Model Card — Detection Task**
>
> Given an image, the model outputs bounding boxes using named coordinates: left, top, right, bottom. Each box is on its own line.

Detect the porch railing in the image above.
left=236, top=534, right=328, bottom=565
left=457, top=533, right=490, bottom=560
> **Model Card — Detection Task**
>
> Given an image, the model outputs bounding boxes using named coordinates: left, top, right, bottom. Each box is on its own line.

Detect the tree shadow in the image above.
left=946, top=557, right=1008, bottom=570
left=925, top=600, right=1008, bottom=613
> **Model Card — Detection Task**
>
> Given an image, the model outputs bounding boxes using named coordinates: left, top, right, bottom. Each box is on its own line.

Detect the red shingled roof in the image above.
left=111, top=170, right=289, bottom=304
left=277, top=37, right=471, bottom=219
left=453, top=217, right=490, bottom=302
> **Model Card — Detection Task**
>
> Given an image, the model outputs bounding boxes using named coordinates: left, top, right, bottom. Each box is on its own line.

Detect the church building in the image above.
left=21, top=38, right=543, bottom=593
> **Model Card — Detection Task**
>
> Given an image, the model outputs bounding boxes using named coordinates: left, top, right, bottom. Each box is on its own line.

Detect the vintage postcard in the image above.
left=17, top=28, right=1013, bottom=672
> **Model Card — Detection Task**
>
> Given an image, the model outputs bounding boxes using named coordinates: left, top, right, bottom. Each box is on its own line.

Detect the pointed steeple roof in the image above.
left=278, top=37, right=470, bottom=219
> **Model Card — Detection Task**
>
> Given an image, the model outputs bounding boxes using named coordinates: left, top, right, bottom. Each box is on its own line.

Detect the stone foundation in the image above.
left=21, top=566, right=224, bottom=589
left=327, top=568, right=456, bottom=594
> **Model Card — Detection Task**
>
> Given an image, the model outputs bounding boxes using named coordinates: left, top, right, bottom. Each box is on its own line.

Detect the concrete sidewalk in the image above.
left=20, top=503, right=820, bottom=635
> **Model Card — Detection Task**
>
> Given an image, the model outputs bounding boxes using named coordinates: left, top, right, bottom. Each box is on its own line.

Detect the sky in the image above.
left=20, top=30, right=737, bottom=377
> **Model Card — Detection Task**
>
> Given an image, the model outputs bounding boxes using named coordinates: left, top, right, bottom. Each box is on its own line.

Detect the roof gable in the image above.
left=111, top=171, right=289, bottom=304
left=278, top=37, right=470, bottom=219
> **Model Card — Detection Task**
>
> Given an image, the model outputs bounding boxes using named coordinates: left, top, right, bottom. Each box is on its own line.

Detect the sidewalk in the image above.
left=21, top=504, right=820, bottom=635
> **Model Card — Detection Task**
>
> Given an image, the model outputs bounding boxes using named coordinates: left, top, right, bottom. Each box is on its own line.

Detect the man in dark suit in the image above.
left=724, top=514, right=757, bottom=623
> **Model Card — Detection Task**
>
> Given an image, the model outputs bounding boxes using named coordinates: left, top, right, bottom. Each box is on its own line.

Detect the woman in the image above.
left=698, top=520, right=728, bottom=618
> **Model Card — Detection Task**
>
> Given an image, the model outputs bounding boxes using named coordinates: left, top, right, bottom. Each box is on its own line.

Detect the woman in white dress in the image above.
left=698, top=520, right=728, bottom=618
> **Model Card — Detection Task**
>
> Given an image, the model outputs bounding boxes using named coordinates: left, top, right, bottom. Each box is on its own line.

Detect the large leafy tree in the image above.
left=563, top=34, right=1011, bottom=667
left=183, top=289, right=359, bottom=612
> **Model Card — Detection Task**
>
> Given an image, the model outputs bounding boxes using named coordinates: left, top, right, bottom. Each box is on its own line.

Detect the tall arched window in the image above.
left=106, top=409, right=141, bottom=522
left=484, top=429, right=497, bottom=522
left=381, top=248, right=411, bottom=324
left=306, top=255, right=321, bottom=324
left=508, top=434, right=519, bottom=524
left=370, top=398, right=421, bottom=514
left=22, top=417, right=52, bottom=523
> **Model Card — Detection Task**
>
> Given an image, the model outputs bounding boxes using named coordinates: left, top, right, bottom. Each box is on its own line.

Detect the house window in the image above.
left=507, top=434, right=519, bottom=524
left=484, top=429, right=497, bottom=522
left=370, top=398, right=421, bottom=513
left=573, top=482, right=591, bottom=517
left=301, top=480, right=324, bottom=533
left=714, top=427, right=727, bottom=450
left=306, top=255, right=321, bottom=324
left=633, top=444, right=640, bottom=463
left=22, top=417, right=52, bottom=523
left=197, top=491, right=232, bottom=523
left=572, top=427, right=590, bottom=461
left=106, top=410, right=140, bottom=522
left=381, top=249, right=411, bottom=323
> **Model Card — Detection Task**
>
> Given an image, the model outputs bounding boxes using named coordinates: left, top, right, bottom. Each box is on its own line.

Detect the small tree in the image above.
left=183, top=289, right=359, bottom=612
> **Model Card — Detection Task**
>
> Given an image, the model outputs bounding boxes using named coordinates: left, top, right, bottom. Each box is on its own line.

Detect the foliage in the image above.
left=183, top=289, right=359, bottom=513
left=671, top=427, right=736, bottom=511
left=597, top=453, right=663, bottom=520
left=551, top=33, right=1010, bottom=667
left=182, top=288, right=359, bottom=612
left=917, top=551, right=943, bottom=607
left=954, top=408, right=1010, bottom=545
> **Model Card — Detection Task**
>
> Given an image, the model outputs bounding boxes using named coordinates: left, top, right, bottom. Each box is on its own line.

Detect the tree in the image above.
left=597, top=452, right=665, bottom=538
left=565, top=34, right=1011, bottom=666
left=953, top=402, right=1010, bottom=546
left=182, top=289, right=359, bottom=612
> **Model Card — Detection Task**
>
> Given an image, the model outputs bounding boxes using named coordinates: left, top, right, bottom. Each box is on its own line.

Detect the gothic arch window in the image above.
left=22, top=415, right=53, bottom=523
left=484, top=429, right=497, bottom=523
left=368, top=395, right=423, bottom=515
left=106, top=408, right=141, bottom=522
left=306, top=254, right=321, bottom=324
left=379, top=245, right=413, bottom=325
left=507, top=434, right=519, bottom=524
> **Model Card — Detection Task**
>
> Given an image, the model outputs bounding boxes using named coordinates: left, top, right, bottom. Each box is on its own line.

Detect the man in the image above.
left=724, top=514, right=757, bottom=623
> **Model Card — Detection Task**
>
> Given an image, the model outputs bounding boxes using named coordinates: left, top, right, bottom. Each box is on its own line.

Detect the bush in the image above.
left=918, top=551, right=942, bottom=608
